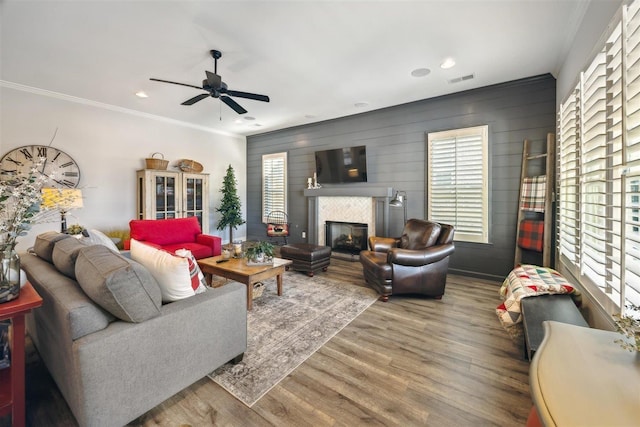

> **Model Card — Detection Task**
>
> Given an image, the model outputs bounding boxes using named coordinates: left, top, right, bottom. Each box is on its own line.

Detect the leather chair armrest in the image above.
left=369, top=236, right=399, bottom=253
left=196, top=234, right=222, bottom=255
left=388, top=243, right=455, bottom=267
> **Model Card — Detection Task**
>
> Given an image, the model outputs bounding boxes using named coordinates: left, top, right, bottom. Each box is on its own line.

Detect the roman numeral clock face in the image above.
left=0, top=145, right=81, bottom=188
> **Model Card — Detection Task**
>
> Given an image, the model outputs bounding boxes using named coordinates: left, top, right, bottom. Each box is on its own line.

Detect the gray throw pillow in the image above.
left=33, top=231, right=72, bottom=263
left=52, top=237, right=86, bottom=279
left=75, top=245, right=162, bottom=323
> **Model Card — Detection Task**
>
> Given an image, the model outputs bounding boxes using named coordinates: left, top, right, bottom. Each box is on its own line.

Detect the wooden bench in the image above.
left=521, top=294, right=588, bottom=360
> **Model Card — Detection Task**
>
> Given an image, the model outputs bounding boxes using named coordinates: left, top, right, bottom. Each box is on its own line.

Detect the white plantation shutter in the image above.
left=262, top=152, right=287, bottom=223
left=558, top=88, right=580, bottom=265
left=558, top=0, right=640, bottom=315
left=580, top=52, right=608, bottom=287
left=427, top=125, right=489, bottom=243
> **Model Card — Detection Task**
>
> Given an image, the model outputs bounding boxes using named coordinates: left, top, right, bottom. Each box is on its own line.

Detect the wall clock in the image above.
left=0, top=145, right=81, bottom=188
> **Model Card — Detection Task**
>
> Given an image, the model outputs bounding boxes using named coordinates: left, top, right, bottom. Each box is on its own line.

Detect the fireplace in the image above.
left=325, top=221, right=368, bottom=255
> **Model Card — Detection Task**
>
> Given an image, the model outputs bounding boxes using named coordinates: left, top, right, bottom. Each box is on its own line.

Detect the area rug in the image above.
left=208, top=272, right=378, bottom=407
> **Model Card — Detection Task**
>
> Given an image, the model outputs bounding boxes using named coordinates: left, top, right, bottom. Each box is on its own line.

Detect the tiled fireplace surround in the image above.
left=303, top=186, right=394, bottom=246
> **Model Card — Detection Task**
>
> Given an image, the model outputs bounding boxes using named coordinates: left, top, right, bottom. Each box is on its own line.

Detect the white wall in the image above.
left=0, top=86, right=247, bottom=252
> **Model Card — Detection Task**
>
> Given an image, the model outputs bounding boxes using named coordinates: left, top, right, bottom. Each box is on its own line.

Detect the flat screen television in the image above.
left=315, top=145, right=368, bottom=184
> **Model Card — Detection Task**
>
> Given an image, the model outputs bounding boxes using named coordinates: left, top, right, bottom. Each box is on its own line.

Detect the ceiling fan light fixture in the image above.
left=411, top=68, right=431, bottom=77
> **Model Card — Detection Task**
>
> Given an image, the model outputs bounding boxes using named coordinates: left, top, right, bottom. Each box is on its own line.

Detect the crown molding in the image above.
left=0, top=80, right=243, bottom=139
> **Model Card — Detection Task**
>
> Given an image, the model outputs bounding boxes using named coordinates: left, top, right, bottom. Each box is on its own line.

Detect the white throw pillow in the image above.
left=80, top=229, right=119, bottom=253
left=175, top=249, right=207, bottom=294
left=130, top=239, right=198, bottom=302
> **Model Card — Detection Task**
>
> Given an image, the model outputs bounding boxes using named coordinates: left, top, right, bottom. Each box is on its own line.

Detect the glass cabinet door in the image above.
left=155, top=175, right=178, bottom=219
left=183, top=175, right=205, bottom=227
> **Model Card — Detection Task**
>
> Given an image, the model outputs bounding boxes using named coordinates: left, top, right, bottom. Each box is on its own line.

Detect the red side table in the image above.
left=0, top=283, right=42, bottom=427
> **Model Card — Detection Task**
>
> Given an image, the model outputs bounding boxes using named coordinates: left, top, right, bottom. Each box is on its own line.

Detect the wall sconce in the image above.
left=389, top=190, right=408, bottom=224
left=41, top=188, right=84, bottom=233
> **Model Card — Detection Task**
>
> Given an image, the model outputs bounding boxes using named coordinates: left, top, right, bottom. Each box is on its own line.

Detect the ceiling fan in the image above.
left=150, top=49, right=269, bottom=114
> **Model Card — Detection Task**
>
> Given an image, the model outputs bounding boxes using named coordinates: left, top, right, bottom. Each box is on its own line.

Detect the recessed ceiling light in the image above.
left=254, top=123, right=262, bottom=127
left=440, top=58, right=456, bottom=69
left=135, top=91, right=148, bottom=98
left=305, top=114, right=317, bottom=119
left=354, top=102, right=369, bottom=108
left=411, top=68, right=431, bottom=77
left=234, top=119, right=243, bottom=124
left=244, top=116, right=255, bottom=121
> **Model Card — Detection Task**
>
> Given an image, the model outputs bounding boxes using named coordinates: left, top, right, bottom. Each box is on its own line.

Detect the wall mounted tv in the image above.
left=315, top=145, right=368, bottom=184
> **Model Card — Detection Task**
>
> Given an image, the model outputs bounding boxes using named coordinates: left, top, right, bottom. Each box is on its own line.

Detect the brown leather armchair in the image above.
left=360, top=219, right=455, bottom=301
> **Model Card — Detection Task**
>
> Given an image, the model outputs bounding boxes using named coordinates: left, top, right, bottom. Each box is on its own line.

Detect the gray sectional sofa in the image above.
left=21, top=232, right=247, bottom=427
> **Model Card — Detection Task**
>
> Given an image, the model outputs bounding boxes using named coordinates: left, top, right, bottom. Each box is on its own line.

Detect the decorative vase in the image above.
left=0, top=247, right=20, bottom=303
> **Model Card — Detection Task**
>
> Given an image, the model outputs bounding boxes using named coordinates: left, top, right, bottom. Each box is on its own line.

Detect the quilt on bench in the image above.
left=496, top=264, right=581, bottom=336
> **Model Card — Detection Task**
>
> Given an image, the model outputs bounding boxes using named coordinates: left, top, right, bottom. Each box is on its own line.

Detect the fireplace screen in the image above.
left=325, top=221, right=368, bottom=255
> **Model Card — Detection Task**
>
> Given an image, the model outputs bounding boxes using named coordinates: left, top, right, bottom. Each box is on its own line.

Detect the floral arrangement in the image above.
left=613, top=303, right=640, bottom=352
left=0, top=158, right=53, bottom=252
left=66, top=224, right=85, bottom=235
left=245, top=241, right=275, bottom=264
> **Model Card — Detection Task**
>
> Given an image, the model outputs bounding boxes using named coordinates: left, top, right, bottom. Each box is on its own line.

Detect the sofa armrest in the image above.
left=196, top=234, right=222, bottom=256
left=388, top=243, right=455, bottom=267
left=369, top=236, right=399, bottom=253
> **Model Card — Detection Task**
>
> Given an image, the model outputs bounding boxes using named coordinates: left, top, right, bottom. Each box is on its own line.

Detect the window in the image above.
left=557, top=0, right=640, bottom=315
left=262, top=152, right=287, bottom=223
left=427, top=125, right=489, bottom=243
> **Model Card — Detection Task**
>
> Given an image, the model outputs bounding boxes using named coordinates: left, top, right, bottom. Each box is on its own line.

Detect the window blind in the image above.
left=558, top=0, right=640, bottom=314
left=262, top=152, right=287, bottom=223
left=427, top=125, right=489, bottom=243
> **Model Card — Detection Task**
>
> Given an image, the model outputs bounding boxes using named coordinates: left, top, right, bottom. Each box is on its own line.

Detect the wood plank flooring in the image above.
left=7, top=258, right=532, bottom=426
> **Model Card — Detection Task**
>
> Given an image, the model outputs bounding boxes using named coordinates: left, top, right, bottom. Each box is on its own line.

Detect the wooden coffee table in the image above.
left=197, top=256, right=292, bottom=310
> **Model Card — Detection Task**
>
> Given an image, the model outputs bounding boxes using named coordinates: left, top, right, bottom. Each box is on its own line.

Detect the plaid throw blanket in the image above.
left=520, top=175, right=546, bottom=212
left=496, top=265, right=581, bottom=335
left=517, top=219, right=544, bottom=252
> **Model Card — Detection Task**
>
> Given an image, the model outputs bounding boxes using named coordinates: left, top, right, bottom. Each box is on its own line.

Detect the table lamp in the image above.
left=41, top=188, right=84, bottom=233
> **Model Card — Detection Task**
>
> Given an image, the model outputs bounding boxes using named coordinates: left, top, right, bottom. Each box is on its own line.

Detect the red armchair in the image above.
left=127, top=217, right=221, bottom=259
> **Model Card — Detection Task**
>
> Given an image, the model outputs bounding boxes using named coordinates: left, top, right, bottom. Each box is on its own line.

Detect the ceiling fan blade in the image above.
left=221, top=95, right=247, bottom=114
left=205, top=71, right=222, bottom=88
left=150, top=78, right=202, bottom=90
left=181, top=93, right=210, bottom=105
left=225, top=90, right=270, bottom=103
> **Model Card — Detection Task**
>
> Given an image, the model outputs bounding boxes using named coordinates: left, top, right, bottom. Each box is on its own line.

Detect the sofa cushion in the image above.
left=52, top=237, right=87, bottom=279
left=80, top=229, right=119, bottom=252
left=161, top=242, right=213, bottom=260
left=75, top=245, right=162, bottom=322
left=33, top=231, right=72, bottom=262
left=129, top=217, right=201, bottom=246
left=130, top=239, right=206, bottom=302
left=20, top=252, right=116, bottom=340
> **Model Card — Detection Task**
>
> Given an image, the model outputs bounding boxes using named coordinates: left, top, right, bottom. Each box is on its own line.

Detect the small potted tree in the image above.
left=216, top=165, right=245, bottom=247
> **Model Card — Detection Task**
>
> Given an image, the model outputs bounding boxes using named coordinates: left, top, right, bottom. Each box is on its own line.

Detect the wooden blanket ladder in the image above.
left=515, top=133, right=555, bottom=267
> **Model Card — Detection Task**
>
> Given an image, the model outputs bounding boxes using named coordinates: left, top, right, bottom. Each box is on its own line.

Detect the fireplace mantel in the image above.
left=303, top=186, right=393, bottom=198
left=305, top=186, right=394, bottom=245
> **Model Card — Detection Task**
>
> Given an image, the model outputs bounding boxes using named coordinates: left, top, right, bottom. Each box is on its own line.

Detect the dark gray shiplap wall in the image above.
left=247, top=74, right=556, bottom=280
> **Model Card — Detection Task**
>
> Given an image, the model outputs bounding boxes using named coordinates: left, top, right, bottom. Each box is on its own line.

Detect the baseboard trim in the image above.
left=448, top=268, right=505, bottom=282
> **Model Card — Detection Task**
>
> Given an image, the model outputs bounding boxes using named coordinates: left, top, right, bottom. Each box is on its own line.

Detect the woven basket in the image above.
left=145, top=152, right=169, bottom=170
left=252, top=282, right=265, bottom=299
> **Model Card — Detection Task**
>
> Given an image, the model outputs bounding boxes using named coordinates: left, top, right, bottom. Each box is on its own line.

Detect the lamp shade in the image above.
left=389, top=191, right=405, bottom=207
left=41, top=188, right=83, bottom=210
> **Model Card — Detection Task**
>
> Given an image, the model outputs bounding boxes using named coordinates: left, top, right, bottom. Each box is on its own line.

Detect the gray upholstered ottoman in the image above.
left=280, top=243, right=331, bottom=277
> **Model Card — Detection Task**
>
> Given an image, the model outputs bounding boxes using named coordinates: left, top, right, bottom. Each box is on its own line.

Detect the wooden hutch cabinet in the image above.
left=136, top=169, right=210, bottom=233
